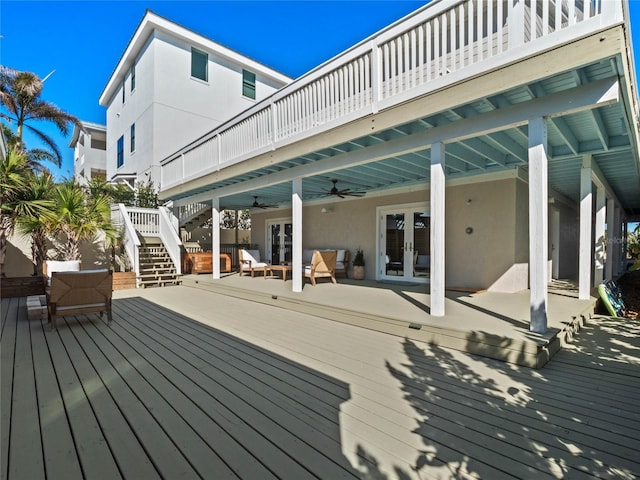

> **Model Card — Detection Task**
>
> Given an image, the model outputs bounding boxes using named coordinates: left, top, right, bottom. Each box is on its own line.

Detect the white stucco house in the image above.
left=69, top=121, right=107, bottom=185
left=98, top=10, right=292, bottom=188
left=108, top=1, right=640, bottom=339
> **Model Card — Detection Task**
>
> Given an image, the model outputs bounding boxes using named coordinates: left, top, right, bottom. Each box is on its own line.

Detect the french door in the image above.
left=378, top=203, right=430, bottom=282
left=266, top=218, right=292, bottom=265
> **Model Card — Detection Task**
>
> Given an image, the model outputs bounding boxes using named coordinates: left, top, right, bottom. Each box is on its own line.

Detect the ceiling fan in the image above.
left=250, top=196, right=277, bottom=209
left=321, top=179, right=366, bottom=198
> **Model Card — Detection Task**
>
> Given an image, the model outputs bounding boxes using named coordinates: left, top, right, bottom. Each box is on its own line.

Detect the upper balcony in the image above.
left=160, top=0, right=628, bottom=199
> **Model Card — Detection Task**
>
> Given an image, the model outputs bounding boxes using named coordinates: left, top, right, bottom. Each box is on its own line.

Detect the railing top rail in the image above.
left=160, top=0, right=624, bottom=176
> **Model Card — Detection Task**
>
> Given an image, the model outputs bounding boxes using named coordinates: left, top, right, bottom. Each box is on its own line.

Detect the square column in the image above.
left=578, top=155, right=593, bottom=300
left=613, top=206, right=622, bottom=277
left=528, top=117, right=548, bottom=333
left=211, top=197, right=221, bottom=280
left=605, top=198, right=615, bottom=280
left=430, top=142, right=445, bottom=317
left=593, top=187, right=606, bottom=286
left=292, top=177, right=303, bottom=293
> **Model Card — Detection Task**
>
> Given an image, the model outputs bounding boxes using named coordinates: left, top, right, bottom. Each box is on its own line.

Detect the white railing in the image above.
left=176, top=202, right=211, bottom=225
left=113, top=204, right=141, bottom=276
left=158, top=206, right=183, bottom=275
left=127, top=207, right=160, bottom=236
left=161, top=0, right=621, bottom=190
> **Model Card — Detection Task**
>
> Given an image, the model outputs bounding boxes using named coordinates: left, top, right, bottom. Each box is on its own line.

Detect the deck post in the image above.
left=605, top=198, right=615, bottom=280
left=292, top=177, right=303, bottom=293
left=211, top=197, right=221, bottom=280
left=594, top=186, right=606, bottom=287
left=579, top=155, right=593, bottom=300
left=430, top=141, right=445, bottom=317
left=613, top=206, right=622, bottom=277
left=528, top=117, right=548, bottom=333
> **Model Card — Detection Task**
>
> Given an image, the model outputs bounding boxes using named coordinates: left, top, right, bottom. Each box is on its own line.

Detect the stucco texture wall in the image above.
left=251, top=179, right=533, bottom=291
left=3, top=232, right=110, bottom=278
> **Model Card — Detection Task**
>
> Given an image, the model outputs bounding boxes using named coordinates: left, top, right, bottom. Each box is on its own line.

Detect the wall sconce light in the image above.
left=321, top=207, right=333, bottom=214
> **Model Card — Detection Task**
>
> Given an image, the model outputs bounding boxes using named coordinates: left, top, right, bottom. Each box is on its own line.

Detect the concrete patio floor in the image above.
left=179, top=273, right=596, bottom=368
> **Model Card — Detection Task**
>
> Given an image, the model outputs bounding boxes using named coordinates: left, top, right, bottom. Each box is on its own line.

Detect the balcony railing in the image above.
left=161, top=0, right=622, bottom=191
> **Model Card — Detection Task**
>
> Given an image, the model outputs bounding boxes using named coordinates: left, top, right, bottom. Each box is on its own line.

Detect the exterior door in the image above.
left=266, top=219, right=292, bottom=265
left=378, top=204, right=430, bottom=282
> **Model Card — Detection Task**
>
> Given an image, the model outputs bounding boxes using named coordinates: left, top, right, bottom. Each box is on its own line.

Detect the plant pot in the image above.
left=353, top=265, right=365, bottom=280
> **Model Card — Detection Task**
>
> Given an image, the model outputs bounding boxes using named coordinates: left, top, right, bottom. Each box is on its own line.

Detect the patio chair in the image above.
left=47, top=269, right=113, bottom=331
left=239, top=249, right=269, bottom=277
left=304, top=250, right=337, bottom=286
left=44, top=260, right=81, bottom=285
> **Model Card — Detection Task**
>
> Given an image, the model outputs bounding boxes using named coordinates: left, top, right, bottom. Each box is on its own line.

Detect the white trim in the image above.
left=605, top=198, right=615, bottom=280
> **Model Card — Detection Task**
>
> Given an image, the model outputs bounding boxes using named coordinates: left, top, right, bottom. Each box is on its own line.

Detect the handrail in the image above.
left=158, top=206, right=183, bottom=275
left=161, top=0, right=621, bottom=191
left=116, top=203, right=141, bottom=276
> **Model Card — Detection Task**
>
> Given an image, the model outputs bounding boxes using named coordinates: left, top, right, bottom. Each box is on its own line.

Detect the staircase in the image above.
left=138, top=238, right=182, bottom=288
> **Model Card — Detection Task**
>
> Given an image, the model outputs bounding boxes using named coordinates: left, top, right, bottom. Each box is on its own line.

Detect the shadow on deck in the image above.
left=180, top=274, right=596, bottom=368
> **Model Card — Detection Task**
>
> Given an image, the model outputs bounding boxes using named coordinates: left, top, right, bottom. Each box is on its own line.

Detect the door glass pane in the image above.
left=283, top=223, right=293, bottom=263
left=270, top=224, right=281, bottom=264
left=413, top=212, right=430, bottom=278
left=385, top=213, right=405, bottom=276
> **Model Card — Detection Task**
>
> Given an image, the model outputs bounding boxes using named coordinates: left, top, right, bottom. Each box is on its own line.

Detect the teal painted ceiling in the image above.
left=169, top=57, right=640, bottom=216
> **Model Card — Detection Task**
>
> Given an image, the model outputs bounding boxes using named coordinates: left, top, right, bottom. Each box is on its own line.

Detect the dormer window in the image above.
left=242, top=70, right=256, bottom=99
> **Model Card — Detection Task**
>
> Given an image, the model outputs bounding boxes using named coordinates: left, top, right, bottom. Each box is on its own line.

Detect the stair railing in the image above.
left=159, top=206, right=183, bottom=275
left=114, top=203, right=141, bottom=276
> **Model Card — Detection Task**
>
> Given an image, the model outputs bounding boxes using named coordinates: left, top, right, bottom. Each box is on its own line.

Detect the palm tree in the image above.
left=1, top=124, right=58, bottom=172
left=15, top=171, right=55, bottom=275
left=0, top=148, right=30, bottom=275
left=0, top=67, right=82, bottom=169
left=51, top=180, right=117, bottom=261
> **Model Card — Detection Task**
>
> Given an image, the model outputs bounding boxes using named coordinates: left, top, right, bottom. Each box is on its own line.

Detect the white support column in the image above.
left=593, top=187, right=606, bottom=287
left=578, top=155, right=593, bottom=299
left=430, top=141, right=445, bottom=317
left=292, top=177, right=303, bottom=293
left=528, top=117, right=548, bottom=333
left=605, top=198, right=615, bottom=280
left=613, top=206, right=621, bottom=277
left=211, top=197, right=221, bottom=280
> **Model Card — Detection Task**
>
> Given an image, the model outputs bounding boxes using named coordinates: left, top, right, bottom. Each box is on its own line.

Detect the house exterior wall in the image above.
left=104, top=25, right=289, bottom=187
left=251, top=178, right=539, bottom=292
left=71, top=124, right=107, bottom=185
left=4, top=233, right=110, bottom=278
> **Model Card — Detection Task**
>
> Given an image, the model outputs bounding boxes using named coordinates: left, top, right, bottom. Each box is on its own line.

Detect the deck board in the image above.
left=2, top=286, right=639, bottom=480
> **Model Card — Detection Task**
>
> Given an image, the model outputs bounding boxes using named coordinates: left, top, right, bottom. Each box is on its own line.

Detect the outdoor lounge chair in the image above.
left=304, top=250, right=337, bottom=286
left=239, top=249, right=269, bottom=277
left=47, top=269, right=113, bottom=331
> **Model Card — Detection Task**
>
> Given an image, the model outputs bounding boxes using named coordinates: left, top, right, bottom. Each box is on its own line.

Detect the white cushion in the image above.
left=46, top=260, right=81, bottom=285
left=336, top=261, right=346, bottom=271
left=46, top=260, right=81, bottom=277
left=253, top=262, right=269, bottom=268
left=336, top=249, right=345, bottom=263
left=243, top=249, right=261, bottom=266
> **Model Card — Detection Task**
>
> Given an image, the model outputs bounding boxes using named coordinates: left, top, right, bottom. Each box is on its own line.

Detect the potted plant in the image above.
left=353, top=248, right=365, bottom=280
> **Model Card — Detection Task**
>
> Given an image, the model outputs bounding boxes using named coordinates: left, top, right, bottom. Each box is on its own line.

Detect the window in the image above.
left=130, top=124, right=136, bottom=152
left=117, top=135, right=124, bottom=168
left=242, top=69, right=256, bottom=99
left=131, top=64, right=136, bottom=91
left=191, top=48, right=208, bottom=81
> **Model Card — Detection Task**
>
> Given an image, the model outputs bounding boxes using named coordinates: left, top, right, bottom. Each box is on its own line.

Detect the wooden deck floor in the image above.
left=2, top=286, right=639, bottom=479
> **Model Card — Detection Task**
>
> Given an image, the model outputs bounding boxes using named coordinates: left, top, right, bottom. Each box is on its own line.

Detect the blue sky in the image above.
left=1, top=0, right=639, bottom=180
left=0, top=0, right=424, bottom=179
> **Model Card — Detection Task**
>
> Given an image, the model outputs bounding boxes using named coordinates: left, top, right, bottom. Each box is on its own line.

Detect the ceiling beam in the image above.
left=172, top=78, right=620, bottom=205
